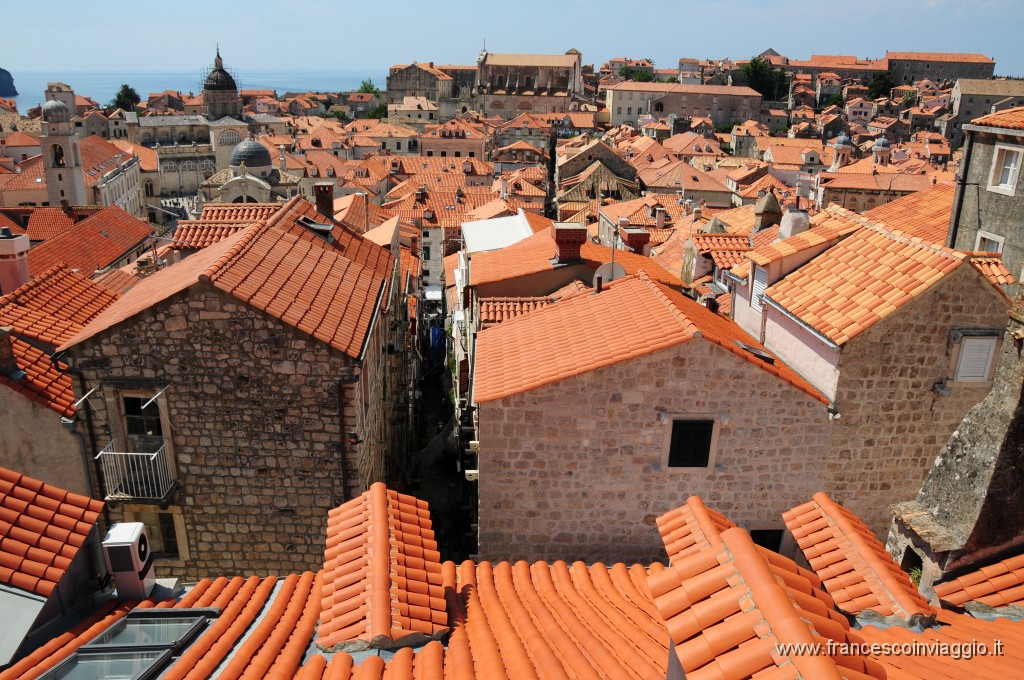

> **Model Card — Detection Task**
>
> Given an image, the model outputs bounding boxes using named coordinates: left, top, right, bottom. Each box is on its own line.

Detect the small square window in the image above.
left=668, top=420, right=715, bottom=467
left=123, top=397, right=162, bottom=437
left=987, top=144, right=1020, bottom=196
left=975, top=230, right=1004, bottom=254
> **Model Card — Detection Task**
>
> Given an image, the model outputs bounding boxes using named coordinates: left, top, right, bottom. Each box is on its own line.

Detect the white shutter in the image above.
left=752, top=266, right=768, bottom=310
left=955, top=337, right=997, bottom=381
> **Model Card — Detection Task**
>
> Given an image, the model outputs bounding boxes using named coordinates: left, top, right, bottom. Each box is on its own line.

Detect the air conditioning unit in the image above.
left=102, top=522, right=156, bottom=600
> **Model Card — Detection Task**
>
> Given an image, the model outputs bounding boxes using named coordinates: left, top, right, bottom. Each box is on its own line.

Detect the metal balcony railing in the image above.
left=95, top=439, right=175, bottom=502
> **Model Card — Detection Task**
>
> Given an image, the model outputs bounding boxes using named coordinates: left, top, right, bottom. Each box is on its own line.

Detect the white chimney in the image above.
left=0, top=228, right=30, bottom=295
left=500, top=177, right=508, bottom=200
left=778, top=207, right=810, bottom=239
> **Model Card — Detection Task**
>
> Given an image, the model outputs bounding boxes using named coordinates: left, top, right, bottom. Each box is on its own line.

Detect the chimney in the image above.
left=0, top=327, right=22, bottom=379
left=621, top=227, right=651, bottom=253
left=416, top=184, right=427, bottom=201
left=692, top=204, right=703, bottom=221
left=778, top=206, right=810, bottom=239
left=313, top=182, right=334, bottom=218
left=0, top=227, right=30, bottom=295
left=499, top=177, right=508, bottom=200
left=279, top=144, right=287, bottom=171
left=551, top=222, right=587, bottom=263
left=753, top=187, right=782, bottom=231
left=655, top=207, right=667, bottom=230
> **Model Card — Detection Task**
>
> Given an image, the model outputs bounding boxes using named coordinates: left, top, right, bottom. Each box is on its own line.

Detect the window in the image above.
left=124, top=396, right=162, bottom=437
left=423, top=245, right=431, bottom=261
left=987, top=144, right=1021, bottom=196
left=139, top=511, right=179, bottom=558
left=975, top=230, right=1004, bottom=253
left=953, top=335, right=998, bottom=382
left=667, top=419, right=715, bottom=468
left=751, top=265, right=768, bottom=310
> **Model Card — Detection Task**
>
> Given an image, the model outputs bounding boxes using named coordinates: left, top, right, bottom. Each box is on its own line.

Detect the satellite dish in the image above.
left=593, top=262, right=627, bottom=287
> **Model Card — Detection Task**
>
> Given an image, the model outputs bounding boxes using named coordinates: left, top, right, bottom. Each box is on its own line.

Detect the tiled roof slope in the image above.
left=27, top=205, right=153, bottom=277
left=657, top=496, right=736, bottom=564
left=646, top=526, right=882, bottom=680
left=933, top=552, right=1024, bottom=608
left=62, top=202, right=390, bottom=360
left=478, top=296, right=557, bottom=326
left=0, top=336, right=75, bottom=417
left=197, top=202, right=282, bottom=222
left=784, top=492, right=934, bottom=619
left=972, top=105, right=1024, bottom=130
left=969, top=254, right=1016, bottom=288
left=26, top=207, right=75, bottom=241
left=474, top=272, right=827, bottom=404
left=0, top=265, right=118, bottom=346
left=0, top=467, right=104, bottom=597
left=171, top=220, right=253, bottom=250
left=91, top=268, right=141, bottom=295
left=864, top=181, right=954, bottom=245
left=765, top=223, right=989, bottom=346
left=318, top=482, right=448, bottom=650
left=746, top=205, right=863, bottom=268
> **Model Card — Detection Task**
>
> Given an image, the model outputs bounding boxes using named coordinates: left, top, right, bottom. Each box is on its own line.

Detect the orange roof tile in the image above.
left=747, top=205, right=864, bottom=269
left=91, top=268, right=140, bottom=295
left=0, top=467, right=104, bottom=597
left=27, top=205, right=153, bottom=277
left=969, top=254, right=1016, bottom=288
left=886, top=51, right=994, bottom=63
left=0, top=265, right=119, bottom=346
left=972, top=105, right=1024, bottom=130
left=764, top=221, right=994, bottom=345
left=656, top=496, right=736, bottom=564
left=784, top=492, right=934, bottom=619
left=478, top=296, right=557, bottom=326
left=0, top=335, right=75, bottom=417
left=474, top=272, right=827, bottom=404
left=1, top=131, right=41, bottom=148
left=864, top=181, right=955, bottom=245
left=26, top=207, right=76, bottom=241
left=933, top=551, right=1024, bottom=608
left=171, top=220, right=253, bottom=250
left=198, top=203, right=282, bottom=222
left=318, top=482, right=448, bottom=651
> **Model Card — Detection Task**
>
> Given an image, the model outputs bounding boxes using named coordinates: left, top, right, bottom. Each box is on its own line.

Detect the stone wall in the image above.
left=69, top=283, right=391, bottom=578
left=477, top=339, right=830, bottom=564
left=828, top=265, right=1009, bottom=535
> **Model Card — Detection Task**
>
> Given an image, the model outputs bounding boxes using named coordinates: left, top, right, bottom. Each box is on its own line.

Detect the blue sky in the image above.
left=6, top=0, right=1023, bottom=76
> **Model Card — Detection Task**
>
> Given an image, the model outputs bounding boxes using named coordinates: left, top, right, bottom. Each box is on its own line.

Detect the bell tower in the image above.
left=39, top=95, right=87, bottom=206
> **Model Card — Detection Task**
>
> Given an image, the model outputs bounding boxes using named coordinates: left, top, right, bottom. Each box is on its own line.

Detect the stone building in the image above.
left=942, top=79, right=1024, bottom=146
left=198, top=138, right=303, bottom=203
left=473, top=50, right=584, bottom=117
left=385, top=62, right=467, bottom=121
left=885, top=52, right=995, bottom=86
left=56, top=196, right=407, bottom=578
left=729, top=206, right=1011, bottom=534
left=203, top=49, right=242, bottom=120
left=948, top=107, right=1024, bottom=290
left=605, top=82, right=761, bottom=128
left=471, top=272, right=831, bottom=563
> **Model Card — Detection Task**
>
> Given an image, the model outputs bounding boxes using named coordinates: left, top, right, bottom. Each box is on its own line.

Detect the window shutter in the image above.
left=752, top=266, right=768, bottom=309
left=956, top=337, right=997, bottom=381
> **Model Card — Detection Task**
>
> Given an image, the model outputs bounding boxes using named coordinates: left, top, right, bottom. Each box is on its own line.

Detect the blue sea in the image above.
left=8, top=70, right=388, bottom=111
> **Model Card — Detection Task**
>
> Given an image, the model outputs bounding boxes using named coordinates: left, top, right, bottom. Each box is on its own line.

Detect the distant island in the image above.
left=0, top=68, right=17, bottom=97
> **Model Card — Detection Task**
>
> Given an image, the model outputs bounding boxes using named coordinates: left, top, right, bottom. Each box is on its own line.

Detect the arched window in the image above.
left=199, top=159, right=215, bottom=171
left=144, top=180, right=154, bottom=197
left=517, top=101, right=532, bottom=110
left=182, top=161, right=197, bottom=172
left=162, top=161, right=178, bottom=172
left=219, top=130, right=242, bottom=146
left=654, top=102, right=664, bottom=113
left=51, top=144, right=66, bottom=168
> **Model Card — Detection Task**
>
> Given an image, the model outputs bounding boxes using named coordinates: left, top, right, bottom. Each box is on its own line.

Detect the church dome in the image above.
left=205, top=67, right=237, bottom=92
left=873, top=136, right=891, bottom=149
left=41, top=99, right=70, bottom=123
left=834, top=133, right=852, bottom=147
left=229, top=139, right=271, bottom=168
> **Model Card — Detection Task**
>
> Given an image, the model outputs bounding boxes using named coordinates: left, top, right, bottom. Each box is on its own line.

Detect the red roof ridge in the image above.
left=784, top=492, right=934, bottom=620
left=198, top=219, right=270, bottom=285
left=656, top=496, right=736, bottom=563
left=635, top=270, right=701, bottom=338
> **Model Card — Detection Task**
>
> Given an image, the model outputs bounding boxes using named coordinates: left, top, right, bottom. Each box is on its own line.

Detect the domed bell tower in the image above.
left=40, top=99, right=87, bottom=206
left=203, top=48, right=241, bottom=121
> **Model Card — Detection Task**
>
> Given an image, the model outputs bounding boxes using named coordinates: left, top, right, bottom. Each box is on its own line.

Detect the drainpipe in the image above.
left=947, top=129, right=973, bottom=249
left=53, top=354, right=112, bottom=527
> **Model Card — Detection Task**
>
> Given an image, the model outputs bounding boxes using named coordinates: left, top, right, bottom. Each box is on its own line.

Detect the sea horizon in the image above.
left=7, top=69, right=389, bottom=112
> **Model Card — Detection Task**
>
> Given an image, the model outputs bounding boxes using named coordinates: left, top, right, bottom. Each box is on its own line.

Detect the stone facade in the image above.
left=476, top=340, right=830, bottom=564
left=474, top=51, right=584, bottom=118
left=886, top=55, right=995, bottom=87
left=68, top=283, right=396, bottom=578
left=606, top=83, right=761, bottom=128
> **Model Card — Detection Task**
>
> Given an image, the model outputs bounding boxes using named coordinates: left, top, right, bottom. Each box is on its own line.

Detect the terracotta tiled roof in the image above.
left=27, top=205, right=153, bottom=277
left=646, top=526, right=875, bottom=679
left=972, top=105, right=1024, bottom=130
left=823, top=172, right=934, bottom=192
left=1, top=130, right=41, bottom=147
left=886, top=51, right=993, bottom=63
left=0, top=467, right=104, bottom=597
left=864, top=181, right=954, bottom=245
left=474, top=272, right=827, bottom=404
left=969, top=254, right=1016, bottom=288
left=656, top=496, right=736, bottom=564
left=91, top=268, right=140, bottom=295
left=332, top=193, right=394, bottom=234
left=478, top=296, right=556, bottom=326
left=26, top=207, right=76, bottom=241
left=0, top=265, right=118, bottom=345
left=933, top=552, right=1024, bottom=608
left=691, top=233, right=750, bottom=253
left=111, top=139, right=158, bottom=172
left=170, top=220, right=253, bottom=250
left=198, top=203, right=282, bottom=222
left=318, top=483, right=448, bottom=651
left=784, top=492, right=934, bottom=618
left=764, top=221, right=995, bottom=346
left=747, top=205, right=863, bottom=269
left=0, top=336, right=75, bottom=417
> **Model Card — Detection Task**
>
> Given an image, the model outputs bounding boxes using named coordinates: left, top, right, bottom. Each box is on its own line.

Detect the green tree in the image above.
left=868, top=70, right=897, bottom=100
left=110, top=84, right=141, bottom=111
left=902, top=90, right=918, bottom=106
left=665, top=75, right=679, bottom=83
left=740, top=57, right=788, bottom=101
left=366, top=102, right=388, bottom=119
left=633, top=70, right=654, bottom=82
left=358, top=78, right=381, bottom=96
left=823, top=94, right=845, bottom=109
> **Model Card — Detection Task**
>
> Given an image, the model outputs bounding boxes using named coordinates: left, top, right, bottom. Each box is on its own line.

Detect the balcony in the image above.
left=95, top=439, right=176, bottom=502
